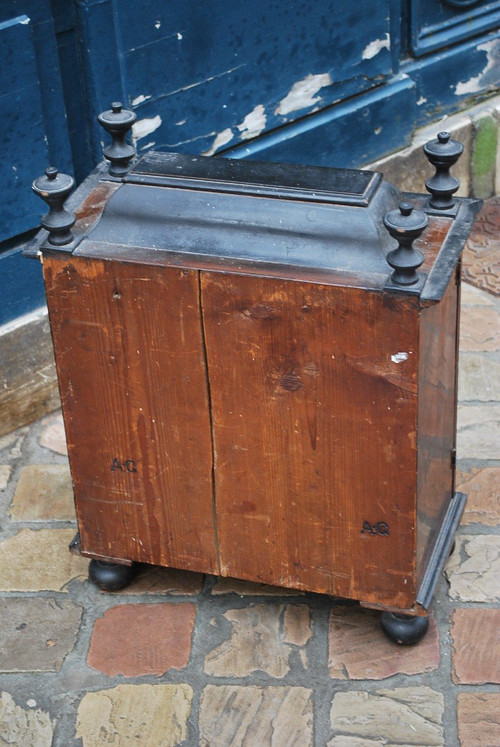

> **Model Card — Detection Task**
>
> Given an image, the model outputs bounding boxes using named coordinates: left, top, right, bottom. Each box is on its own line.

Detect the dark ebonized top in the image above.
left=28, top=151, right=481, bottom=299
left=126, top=152, right=381, bottom=206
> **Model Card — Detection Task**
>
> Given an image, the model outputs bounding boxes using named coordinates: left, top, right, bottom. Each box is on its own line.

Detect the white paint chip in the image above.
left=131, top=94, right=151, bottom=106
left=362, top=33, right=390, bottom=60
left=417, top=96, right=428, bottom=106
left=202, top=128, right=234, bottom=156
left=237, top=104, right=267, bottom=140
left=275, top=73, right=332, bottom=116
left=154, top=21, right=161, bottom=29
left=132, top=115, right=162, bottom=142
left=177, top=32, right=183, bottom=40
left=391, top=352, right=409, bottom=364
left=455, top=40, right=499, bottom=95
left=20, top=15, right=30, bottom=25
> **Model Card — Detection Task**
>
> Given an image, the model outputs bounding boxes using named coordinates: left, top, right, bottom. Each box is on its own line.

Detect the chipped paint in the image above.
left=131, top=94, right=151, bottom=106
left=362, top=33, right=390, bottom=60
left=275, top=73, right=332, bottom=116
left=417, top=96, right=428, bottom=106
left=154, top=20, right=161, bottom=29
left=132, top=115, right=162, bottom=141
left=237, top=105, right=267, bottom=141
left=391, top=352, right=408, bottom=364
left=20, top=15, right=30, bottom=24
left=202, top=128, right=234, bottom=156
left=176, top=119, right=187, bottom=126
left=455, top=40, right=499, bottom=95
left=177, top=32, right=183, bottom=40
left=139, top=141, right=155, bottom=151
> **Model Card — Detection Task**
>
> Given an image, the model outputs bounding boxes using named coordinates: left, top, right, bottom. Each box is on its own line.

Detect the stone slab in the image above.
left=199, top=685, right=313, bottom=747
left=204, top=603, right=310, bottom=678
left=39, top=412, right=67, bottom=456
left=0, top=691, right=54, bottom=747
left=445, top=535, right=500, bottom=602
left=459, top=306, right=500, bottom=352
left=87, top=603, right=196, bottom=677
left=456, top=467, right=500, bottom=525
left=456, top=404, right=500, bottom=460
left=0, top=310, right=59, bottom=438
left=75, top=684, right=193, bottom=747
left=283, top=604, right=312, bottom=646
left=328, top=606, right=439, bottom=680
left=330, top=687, right=444, bottom=746
left=0, top=529, right=88, bottom=592
left=460, top=282, right=496, bottom=307
left=10, top=464, right=75, bottom=521
left=0, top=597, right=81, bottom=672
left=457, top=693, right=500, bottom=747
left=458, top=353, right=500, bottom=402
left=462, top=196, right=500, bottom=297
left=451, top=608, right=500, bottom=684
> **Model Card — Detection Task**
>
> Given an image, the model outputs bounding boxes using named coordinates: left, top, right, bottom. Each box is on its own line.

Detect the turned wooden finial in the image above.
left=383, top=202, right=428, bottom=286
left=98, top=101, right=137, bottom=177
left=423, top=131, right=464, bottom=210
left=32, top=167, right=75, bottom=245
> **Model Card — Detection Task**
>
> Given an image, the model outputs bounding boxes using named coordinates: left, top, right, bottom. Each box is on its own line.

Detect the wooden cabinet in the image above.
left=30, top=146, right=480, bottom=642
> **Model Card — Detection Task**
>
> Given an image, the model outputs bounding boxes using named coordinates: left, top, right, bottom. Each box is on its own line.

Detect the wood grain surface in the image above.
left=416, top=270, right=459, bottom=584
left=43, top=255, right=217, bottom=573
left=201, top=273, right=420, bottom=608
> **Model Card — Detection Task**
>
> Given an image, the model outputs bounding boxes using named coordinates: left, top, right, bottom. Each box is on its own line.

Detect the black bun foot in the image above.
left=89, top=559, right=136, bottom=591
left=380, top=612, right=430, bottom=645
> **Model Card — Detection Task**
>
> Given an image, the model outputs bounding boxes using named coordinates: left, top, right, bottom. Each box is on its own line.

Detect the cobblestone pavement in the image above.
left=0, top=201, right=499, bottom=746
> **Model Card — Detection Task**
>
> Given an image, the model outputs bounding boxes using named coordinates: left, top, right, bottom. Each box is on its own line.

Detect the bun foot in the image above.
left=380, top=612, right=429, bottom=645
left=89, top=559, right=136, bottom=591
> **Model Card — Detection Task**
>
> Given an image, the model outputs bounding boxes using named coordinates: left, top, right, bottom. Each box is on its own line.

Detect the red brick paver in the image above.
left=451, top=608, right=500, bottom=684
left=463, top=196, right=500, bottom=296
left=457, top=693, right=500, bottom=747
left=87, top=603, right=196, bottom=677
left=457, top=467, right=500, bottom=526
left=328, top=606, right=440, bottom=680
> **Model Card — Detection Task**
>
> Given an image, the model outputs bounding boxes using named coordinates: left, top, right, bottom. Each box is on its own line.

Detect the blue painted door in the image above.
left=1, top=0, right=498, bottom=325
left=0, top=1, right=72, bottom=324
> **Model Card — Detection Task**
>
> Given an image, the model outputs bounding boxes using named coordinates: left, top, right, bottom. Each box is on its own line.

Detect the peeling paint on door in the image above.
left=131, top=94, right=151, bottom=106
left=132, top=115, right=162, bottom=142
left=455, top=40, right=499, bottom=96
left=202, top=128, right=234, bottom=156
left=362, top=33, right=390, bottom=60
left=237, top=105, right=267, bottom=141
left=275, top=73, right=333, bottom=116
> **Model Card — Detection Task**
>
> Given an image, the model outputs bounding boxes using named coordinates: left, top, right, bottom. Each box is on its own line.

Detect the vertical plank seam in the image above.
left=197, top=271, right=221, bottom=574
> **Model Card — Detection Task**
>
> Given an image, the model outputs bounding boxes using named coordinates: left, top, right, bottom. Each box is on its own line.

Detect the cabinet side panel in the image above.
left=202, top=274, right=419, bottom=608
left=44, top=255, right=217, bottom=573
left=417, top=273, right=458, bottom=586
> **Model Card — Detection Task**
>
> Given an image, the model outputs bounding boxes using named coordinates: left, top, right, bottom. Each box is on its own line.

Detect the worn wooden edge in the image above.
left=23, top=162, right=111, bottom=259
left=421, top=199, right=483, bottom=303
left=69, top=533, right=133, bottom=566
left=415, top=491, right=467, bottom=611
left=0, top=306, right=60, bottom=437
left=360, top=493, right=466, bottom=618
